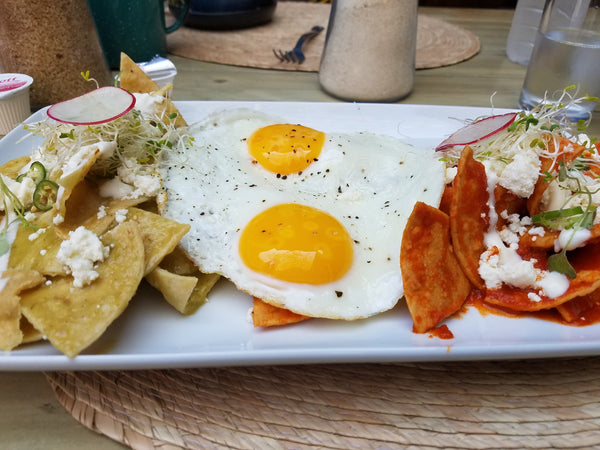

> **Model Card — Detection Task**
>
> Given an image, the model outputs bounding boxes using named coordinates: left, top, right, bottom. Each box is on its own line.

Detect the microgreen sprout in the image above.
left=0, top=176, right=37, bottom=256
left=80, top=70, right=100, bottom=89
left=532, top=160, right=599, bottom=278
left=441, top=88, right=599, bottom=281
left=439, top=91, right=595, bottom=171
left=25, top=104, right=189, bottom=180
left=59, top=129, right=75, bottom=140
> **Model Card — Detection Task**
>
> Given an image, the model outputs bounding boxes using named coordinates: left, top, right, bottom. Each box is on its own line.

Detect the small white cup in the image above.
left=138, top=56, right=178, bottom=90
left=0, top=73, right=33, bottom=136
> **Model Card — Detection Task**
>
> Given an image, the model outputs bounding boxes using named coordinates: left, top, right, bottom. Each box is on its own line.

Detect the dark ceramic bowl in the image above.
left=169, top=0, right=277, bottom=30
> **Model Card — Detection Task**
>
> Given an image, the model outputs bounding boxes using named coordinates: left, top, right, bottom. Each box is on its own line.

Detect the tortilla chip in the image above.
left=119, top=53, right=186, bottom=128
left=252, top=297, right=310, bottom=327
left=485, top=242, right=600, bottom=311
left=20, top=221, right=145, bottom=358
left=54, top=178, right=106, bottom=236
left=521, top=222, right=600, bottom=250
left=449, top=146, right=488, bottom=290
left=556, top=287, right=600, bottom=323
left=127, top=207, right=190, bottom=275
left=146, top=267, right=220, bottom=315
left=9, top=216, right=68, bottom=276
left=401, top=201, right=472, bottom=333
left=54, top=181, right=149, bottom=239
left=494, top=185, right=527, bottom=229
left=0, top=269, right=45, bottom=351
left=438, top=184, right=453, bottom=216
left=156, top=86, right=187, bottom=128
left=519, top=230, right=557, bottom=249
left=527, top=136, right=586, bottom=215
left=149, top=246, right=220, bottom=314
left=20, top=316, right=43, bottom=344
left=119, top=52, right=159, bottom=94
left=52, top=143, right=106, bottom=224
left=0, top=156, right=30, bottom=179
left=157, top=244, right=197, bottom=275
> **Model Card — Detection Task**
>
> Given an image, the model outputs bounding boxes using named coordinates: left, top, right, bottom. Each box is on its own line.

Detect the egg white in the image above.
left=158, top=108, right=445, bottom=320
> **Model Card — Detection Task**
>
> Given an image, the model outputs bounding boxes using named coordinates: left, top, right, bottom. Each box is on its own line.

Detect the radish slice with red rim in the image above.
left=435, top=112, right=518, bottom=152
left=47, top=86, right=136, bottom=125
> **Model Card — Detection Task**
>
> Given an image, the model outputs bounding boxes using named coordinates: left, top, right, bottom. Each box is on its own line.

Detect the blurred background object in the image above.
left=87, top=0, right=190, bottom=69
left=0, top=73, right=33, bottom=135
left=419, top=0, right=516, bottom=6
left=519, top=0, right=599, bottom=121
left=0, top=0, right=112, bottom=109
left=506, top=0, right=590, bottom=66
left=168, top=0, right=277, bottom=30
left=318, top=0, right=418, bottom=102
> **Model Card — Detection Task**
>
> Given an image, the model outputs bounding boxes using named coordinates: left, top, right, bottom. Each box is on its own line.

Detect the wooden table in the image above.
left=1, top=7, right=598, bottom=449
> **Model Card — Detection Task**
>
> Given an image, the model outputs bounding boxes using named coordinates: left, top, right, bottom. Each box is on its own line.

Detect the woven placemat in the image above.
left=167, top=2, right=480, bottom=72
left=46, top=358, right=600, bottom=449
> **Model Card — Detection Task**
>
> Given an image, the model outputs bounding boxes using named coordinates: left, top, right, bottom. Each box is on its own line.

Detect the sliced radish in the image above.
left=47, top=86, right=136, bottom=125
left=435, top=112, right=518, bottom=152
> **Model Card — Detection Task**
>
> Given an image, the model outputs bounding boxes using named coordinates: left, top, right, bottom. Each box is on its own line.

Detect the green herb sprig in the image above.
left=532, top=161, right=599, bottom=278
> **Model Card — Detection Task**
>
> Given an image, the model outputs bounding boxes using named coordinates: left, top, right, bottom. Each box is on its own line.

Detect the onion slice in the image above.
left=47, top=86, right=136, bottom=125
left=435, top=112, right=518, bottom=152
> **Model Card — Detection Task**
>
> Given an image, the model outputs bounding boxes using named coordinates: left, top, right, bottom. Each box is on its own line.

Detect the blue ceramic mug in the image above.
left=87, top=0, right=189, bottom=69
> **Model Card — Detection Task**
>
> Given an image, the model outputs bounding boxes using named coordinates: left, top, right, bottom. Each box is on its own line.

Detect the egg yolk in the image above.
left=239, top=203, right=353, bottom=284
left=247, top=124, right=325, bottom=175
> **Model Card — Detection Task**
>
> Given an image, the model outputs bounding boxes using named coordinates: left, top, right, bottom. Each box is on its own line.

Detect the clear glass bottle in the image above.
left=318, top=0, right=418, bottom=102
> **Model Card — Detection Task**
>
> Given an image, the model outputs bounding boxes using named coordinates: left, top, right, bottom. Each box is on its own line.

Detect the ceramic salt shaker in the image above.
left=318, top=0, right=418, bottom=102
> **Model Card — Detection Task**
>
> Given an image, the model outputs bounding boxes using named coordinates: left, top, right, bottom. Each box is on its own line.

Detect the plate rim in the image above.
left=4, top=100, right=599, bottom=371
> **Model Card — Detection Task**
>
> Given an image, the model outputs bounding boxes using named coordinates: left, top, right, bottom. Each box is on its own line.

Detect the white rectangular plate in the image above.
left=2, top=101, right=600, bottom=371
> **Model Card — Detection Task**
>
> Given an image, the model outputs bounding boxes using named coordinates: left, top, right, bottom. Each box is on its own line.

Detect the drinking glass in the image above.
left=518, top=0, right=600, bottom=121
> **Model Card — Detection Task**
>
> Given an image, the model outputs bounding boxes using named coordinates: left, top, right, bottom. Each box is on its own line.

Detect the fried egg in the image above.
left=158, top=108, right=444, bottom=320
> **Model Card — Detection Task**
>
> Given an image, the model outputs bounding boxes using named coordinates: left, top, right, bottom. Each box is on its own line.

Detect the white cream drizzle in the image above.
left=478, top=165, right=570, bottom=299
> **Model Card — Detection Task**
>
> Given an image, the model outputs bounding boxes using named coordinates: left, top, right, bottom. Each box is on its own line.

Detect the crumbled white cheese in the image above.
left=28, top=227, right=47, bottom=241
left=498, top=211, right=536, bottom=247
left=115, top=208, right=128, bottom=224
left=528, top=226, right=545, bottom=237
left=498, top=149, right=541, bottom=198
left=97, top=205, right=107, bottom=219
left=445, top=166, right=458, bottom=185
left=479, top=168, right=569, bottom=299
left=479, top=247, right=538, bottom=289
left=53, top=213, right=64, bottom=225
left=56, top=226, right=109, bottom=288
left=576, top=133, right=592, bottom=146
left=117, top=166, right=161, bottom=198
left=99, top=159, right=161, bottom=200
left=132, top=93, right=165, bottom=117
left=498, top=228, right=520, bottom=248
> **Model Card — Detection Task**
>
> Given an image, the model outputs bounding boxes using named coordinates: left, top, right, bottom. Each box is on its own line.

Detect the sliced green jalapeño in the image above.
left=16, top=161, right=47, bottom=184
left=33, top=179, right=59, bottom=211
